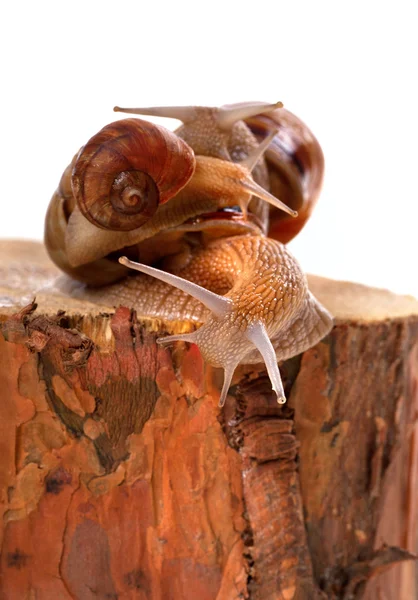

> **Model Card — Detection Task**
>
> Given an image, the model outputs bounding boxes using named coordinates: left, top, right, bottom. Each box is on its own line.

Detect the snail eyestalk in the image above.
left=240, top=129, right=278, bottom=172
left=240, top=179, right=298, bottom=218
left=218, top=363, right=239, bottom=408
left=118, top=256, right=231, bottom=317
left=246, top=322, right=286, bottom=404
left=114, top=105, right=196, bottom=122
left=217, top=101, right=283, bottom=130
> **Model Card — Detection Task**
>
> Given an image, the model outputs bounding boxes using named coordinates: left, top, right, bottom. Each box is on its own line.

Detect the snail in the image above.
left=45, top=101, right=333, bottom=406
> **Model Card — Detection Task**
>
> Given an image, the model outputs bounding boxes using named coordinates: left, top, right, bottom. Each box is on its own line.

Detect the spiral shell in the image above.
left=72, top=118, right=196, bottom=232
left=245, top=108, right=324, bottom=244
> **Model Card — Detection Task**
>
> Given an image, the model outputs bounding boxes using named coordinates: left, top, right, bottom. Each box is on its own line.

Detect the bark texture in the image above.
left=0, top=241, right=417, bottom=600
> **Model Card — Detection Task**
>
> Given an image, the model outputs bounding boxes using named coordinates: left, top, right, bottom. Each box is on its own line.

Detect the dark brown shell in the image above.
left=245, top=108, right=324, bottom=244
left=72, top=118, right=196, bottom=232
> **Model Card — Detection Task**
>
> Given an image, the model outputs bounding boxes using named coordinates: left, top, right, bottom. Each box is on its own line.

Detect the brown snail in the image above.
left=45, top=101, right=332, bottom=406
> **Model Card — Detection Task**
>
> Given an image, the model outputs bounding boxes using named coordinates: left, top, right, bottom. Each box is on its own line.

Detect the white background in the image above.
left=1, top=1, right=417, bottom=297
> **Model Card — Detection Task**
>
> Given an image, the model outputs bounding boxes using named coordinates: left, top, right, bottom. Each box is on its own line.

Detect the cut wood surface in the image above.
left=0, top=240, right=417, bottom=599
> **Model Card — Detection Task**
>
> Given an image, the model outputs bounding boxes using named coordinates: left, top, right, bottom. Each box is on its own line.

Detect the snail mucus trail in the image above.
left=45, top=101, right=333, bottom=407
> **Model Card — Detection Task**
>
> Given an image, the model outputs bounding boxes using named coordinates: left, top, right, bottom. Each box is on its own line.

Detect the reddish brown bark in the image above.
left=0, top=241, right=417, bottom=599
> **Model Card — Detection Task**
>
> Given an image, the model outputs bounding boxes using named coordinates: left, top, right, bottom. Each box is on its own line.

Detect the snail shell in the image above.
left=45, top=118, right=196, bottom=283
left=245, top=108, right=324, bottom=244
left=72, top=118, right=195, bottom=231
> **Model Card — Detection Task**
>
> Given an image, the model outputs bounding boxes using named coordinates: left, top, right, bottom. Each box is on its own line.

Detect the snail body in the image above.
left=45, top=101, right=332, bottom=406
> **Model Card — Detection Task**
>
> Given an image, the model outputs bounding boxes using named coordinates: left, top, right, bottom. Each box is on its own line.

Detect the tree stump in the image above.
left=0, top=240, right=417, bottom=600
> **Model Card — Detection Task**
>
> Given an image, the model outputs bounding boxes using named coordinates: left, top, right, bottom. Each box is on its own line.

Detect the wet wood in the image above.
left=0, top=240, right=417, bottom=599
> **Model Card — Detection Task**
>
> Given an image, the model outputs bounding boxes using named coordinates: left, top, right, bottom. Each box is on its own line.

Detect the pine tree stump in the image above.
left=0, top=240, right=417, bottom=600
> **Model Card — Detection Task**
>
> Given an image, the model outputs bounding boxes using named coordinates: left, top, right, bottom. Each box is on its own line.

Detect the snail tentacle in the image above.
left=114, top=105, right=197, bottom=122
left=246, top=321, right=286, bottom=404
left=218, top=363, right=239, bottom=408
left=240, top=180, right=298, bottom=217
left=240, top=129, right=278, bottom=171
left=118, top=256, right=231, bottom=317
left=216, top=101, right=283, bottom=130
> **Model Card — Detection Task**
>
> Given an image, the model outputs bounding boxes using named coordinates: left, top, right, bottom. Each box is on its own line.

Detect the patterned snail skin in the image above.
left=44, top=101, right=333, bottom=406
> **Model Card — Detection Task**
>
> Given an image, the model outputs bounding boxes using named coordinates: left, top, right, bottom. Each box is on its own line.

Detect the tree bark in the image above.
left=0, top=240, right=417, bottom=599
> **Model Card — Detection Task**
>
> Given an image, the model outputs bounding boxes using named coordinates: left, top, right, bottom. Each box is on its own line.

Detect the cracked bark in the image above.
left=0, top=240, right=417, bottom=600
